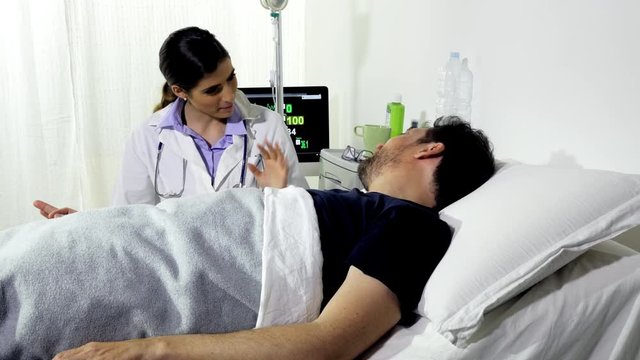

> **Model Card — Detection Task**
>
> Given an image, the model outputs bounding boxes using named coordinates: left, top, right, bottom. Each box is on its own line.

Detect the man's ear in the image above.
left=414, top=142, right=445, bottom=159
left=171, top=85, right=187, bottom=100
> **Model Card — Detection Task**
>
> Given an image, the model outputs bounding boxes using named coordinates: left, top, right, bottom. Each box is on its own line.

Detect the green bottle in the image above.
left=386, top=94, right=405, bottom=137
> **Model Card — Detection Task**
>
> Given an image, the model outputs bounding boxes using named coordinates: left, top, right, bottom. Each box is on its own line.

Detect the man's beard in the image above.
left=357, top=147, right=401, bottom=190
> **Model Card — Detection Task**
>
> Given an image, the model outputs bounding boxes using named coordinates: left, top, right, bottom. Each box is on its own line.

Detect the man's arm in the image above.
left=53, top=266, right=401, bottom=360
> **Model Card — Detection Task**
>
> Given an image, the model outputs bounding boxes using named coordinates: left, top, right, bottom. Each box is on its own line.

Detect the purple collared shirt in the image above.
left=158, top=100, right=247, bottom=183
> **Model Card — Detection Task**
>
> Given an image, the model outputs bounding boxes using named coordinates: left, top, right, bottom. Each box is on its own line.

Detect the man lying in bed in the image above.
left=0, top=116, right=495, bottom=360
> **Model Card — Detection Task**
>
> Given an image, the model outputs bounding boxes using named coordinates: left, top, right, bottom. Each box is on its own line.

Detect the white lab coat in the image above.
left=112, top=90, right=308, bottom=206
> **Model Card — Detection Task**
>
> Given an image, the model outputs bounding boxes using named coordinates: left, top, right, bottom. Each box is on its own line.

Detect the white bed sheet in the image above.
left=364, top=240, right=640, bottom=360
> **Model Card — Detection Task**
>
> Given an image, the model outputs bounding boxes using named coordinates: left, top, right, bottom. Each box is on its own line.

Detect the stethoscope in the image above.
left=154, top=134, right=251, bottom=198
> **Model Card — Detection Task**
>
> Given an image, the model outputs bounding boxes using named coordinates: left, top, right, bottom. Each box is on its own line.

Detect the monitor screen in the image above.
left=239, top=86, right=330, bottom=177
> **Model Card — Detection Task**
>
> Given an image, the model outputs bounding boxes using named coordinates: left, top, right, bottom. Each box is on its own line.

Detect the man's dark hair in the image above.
left=420, top=116, right=495, bottom=211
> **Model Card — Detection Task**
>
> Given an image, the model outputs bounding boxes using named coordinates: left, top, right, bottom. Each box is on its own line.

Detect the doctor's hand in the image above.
left=33, top=200, right=78, bottom=219
left=248, top=141, right=288, bottom=189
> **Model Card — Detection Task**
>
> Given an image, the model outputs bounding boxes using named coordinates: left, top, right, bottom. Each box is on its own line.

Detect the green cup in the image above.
left=354, top=124, right=391, bottom=152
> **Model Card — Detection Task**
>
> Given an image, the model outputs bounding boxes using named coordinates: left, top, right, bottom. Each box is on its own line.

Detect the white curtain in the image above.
left=0, top=0, right=305, bottom=229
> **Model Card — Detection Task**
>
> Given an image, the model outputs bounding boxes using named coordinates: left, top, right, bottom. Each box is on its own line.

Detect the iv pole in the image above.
left=260, top=0, right=288, bottom=119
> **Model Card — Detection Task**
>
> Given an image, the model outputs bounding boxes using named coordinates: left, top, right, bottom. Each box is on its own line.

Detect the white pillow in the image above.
left=418, top=161, right=640, bottom=347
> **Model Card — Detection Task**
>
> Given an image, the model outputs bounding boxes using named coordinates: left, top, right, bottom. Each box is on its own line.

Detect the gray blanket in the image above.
left=0, top=188, right=265, bottom=360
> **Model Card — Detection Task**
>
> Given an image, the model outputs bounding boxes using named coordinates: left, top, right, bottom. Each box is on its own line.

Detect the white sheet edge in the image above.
left=255, top=186, right=323, bottom=328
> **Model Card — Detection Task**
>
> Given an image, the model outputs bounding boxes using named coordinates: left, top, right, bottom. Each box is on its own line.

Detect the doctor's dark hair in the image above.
left=153, top=82, right=176, bottom=112
left=420, top=116, right=495, bottom=211
left=155, top=26, right=230, bottom=111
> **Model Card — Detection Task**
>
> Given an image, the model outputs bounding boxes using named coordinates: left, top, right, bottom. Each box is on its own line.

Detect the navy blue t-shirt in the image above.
left=307, top=188, right=452, bottom=323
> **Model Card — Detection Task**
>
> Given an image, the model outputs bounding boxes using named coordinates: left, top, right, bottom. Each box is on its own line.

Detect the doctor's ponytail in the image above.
left=153, top=82, right=177, bottom=112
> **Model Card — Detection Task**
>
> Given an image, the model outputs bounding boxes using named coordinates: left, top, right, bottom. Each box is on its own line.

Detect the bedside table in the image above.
left=319, top=149, right=364, bottom=190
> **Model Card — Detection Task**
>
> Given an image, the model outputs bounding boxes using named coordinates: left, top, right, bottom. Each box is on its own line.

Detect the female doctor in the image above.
left=33, top=26, right=307, bottom=217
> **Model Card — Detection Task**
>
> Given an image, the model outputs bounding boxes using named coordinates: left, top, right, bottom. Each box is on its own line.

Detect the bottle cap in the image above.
left=393, top=93, right=402, bottom=103
left=450, top=51, right=460, bottom=59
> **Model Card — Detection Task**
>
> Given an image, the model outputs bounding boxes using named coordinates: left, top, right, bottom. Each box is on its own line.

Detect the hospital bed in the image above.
left=363, top=160, right=640, bottom=360
left=2, top=159, right=639, bottom=359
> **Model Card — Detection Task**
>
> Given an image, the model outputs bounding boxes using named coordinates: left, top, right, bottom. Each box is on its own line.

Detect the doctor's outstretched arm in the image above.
left=32, top=200, right=77, bottom=219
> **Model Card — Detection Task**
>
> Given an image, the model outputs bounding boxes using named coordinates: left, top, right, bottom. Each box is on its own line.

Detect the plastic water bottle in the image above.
left=435, top=52, right=461, bottom=118
left=386, top=94, right=405, bottom=137
left=455, top=57, right=473, bottom=121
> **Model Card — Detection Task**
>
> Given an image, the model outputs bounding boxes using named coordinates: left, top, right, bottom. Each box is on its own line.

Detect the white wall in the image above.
left=3, top=1, right=638, bottom=228
left=306, top=0, right=640, bottom=174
